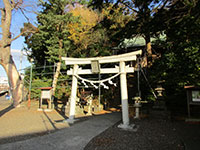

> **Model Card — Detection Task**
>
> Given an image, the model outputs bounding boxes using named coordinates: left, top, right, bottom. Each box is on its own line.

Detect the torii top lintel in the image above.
left=62, top=50, right=142, bottom=65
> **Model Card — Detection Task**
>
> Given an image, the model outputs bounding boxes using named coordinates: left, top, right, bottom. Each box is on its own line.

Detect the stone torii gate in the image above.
left=62, top=50, right=142, bottom=129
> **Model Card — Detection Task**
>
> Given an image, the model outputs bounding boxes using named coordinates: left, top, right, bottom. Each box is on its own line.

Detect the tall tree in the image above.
left=24, top=0, right=76, bottom=96
left=161, top=0, right=200, bottom=87
left=143, top=0, right=200, bottom=103
left=89, top=1, right=170, bottom=65
left=89, top=1, right=134, bottom=54
left=120, top=0, right=170, bottom=53
left=0, top=0, right=35, bottom=107
left=67, top=4, right=100, bottom=56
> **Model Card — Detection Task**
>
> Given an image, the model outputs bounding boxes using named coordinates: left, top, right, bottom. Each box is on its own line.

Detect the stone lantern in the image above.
left=153, top=84, right=166, bottom=110
left=155, top=85, right=165, bottom=97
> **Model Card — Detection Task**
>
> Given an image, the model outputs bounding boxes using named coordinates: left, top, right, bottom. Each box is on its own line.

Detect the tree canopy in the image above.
left=22, top=0, right=200, bottom=108
left=24, top=0, right=75, bottom=65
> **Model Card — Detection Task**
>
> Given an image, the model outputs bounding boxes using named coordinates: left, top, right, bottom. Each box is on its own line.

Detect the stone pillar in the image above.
left=118, top=61, right=130, bottom=128
left=68, top=64, right=78, bottom=123
left=134, top=102, right=141, bottom=119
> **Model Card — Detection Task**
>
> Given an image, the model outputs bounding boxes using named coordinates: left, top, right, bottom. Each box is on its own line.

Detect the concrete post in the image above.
left=118, top=61, right=130, bottom=128
left=68, top=64, right=79, bottom=123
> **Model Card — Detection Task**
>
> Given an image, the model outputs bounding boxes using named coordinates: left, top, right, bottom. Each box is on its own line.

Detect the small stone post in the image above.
left=88, top=96, right=93, bottom=115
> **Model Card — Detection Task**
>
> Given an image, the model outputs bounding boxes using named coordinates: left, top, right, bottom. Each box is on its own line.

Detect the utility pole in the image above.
left=137, top=57, right=141, bottom=97
left=19, top=49, right=23, bottom=74
left=28, top=58, right=33, bottom=109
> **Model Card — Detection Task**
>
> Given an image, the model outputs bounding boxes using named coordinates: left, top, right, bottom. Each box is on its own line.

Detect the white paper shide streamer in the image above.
left=75, top=73, right=119, bottom=89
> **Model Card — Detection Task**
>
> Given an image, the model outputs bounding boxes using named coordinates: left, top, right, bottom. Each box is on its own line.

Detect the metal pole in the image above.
left=21, top=74, right=25, bottom=101
left=187, top=91, right=191, bottom=118
left=98, top=73, right=101, bottom=111
left=137, top=58, right=141, bottom=97
left=19, top=49, right=23, bottom=74
left=28, top=59, right=33, bottom=109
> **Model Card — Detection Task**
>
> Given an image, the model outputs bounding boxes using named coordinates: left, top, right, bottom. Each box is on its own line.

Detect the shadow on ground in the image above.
left=0, top=105, right=14, bottom=117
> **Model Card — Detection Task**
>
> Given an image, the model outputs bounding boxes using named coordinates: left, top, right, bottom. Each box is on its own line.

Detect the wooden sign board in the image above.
left=192, top=91, right=200, bottom=102
left=184, top=86, right=200, bottom=118
left=39, top=87, right=52, bottom=109
left=41, top=90, right=52, bottom=99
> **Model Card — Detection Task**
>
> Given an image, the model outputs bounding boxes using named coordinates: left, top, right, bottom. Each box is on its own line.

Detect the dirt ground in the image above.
left=85, top=110, right=200, bottom=150
left=0, top=96, right=69, bottom=143
left=1, top=96, right=200, bottom=150
left=0, top=96, right=114, bottom=144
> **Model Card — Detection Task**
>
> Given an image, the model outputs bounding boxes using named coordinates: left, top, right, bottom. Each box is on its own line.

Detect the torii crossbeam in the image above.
left=62, top=50, right=142, bottom=129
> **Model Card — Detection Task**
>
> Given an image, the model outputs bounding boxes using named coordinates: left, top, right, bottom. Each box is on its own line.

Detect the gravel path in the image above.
left=85, top=111, right=200, bottom=150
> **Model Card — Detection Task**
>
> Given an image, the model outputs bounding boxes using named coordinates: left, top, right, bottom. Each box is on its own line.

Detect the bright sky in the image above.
left=0, top=0, right=39, bottom=77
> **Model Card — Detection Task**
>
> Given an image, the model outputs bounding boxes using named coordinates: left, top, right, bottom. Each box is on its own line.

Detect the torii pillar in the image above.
left=68, top=64, right=78, bottom=123
left=118, top=61, right=130, bottom=128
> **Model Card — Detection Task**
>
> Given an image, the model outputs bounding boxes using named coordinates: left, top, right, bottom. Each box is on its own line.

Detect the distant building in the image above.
left=0, top=77, right=9, bottom=91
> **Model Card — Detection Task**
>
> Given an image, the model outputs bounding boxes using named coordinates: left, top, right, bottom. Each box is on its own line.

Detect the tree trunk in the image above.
left=145, top=33, right=152, bottom=56
left=52, top=38, right=63, bottom=96
left=52, top=61, right=61, bottom=96
left=0, top=0, right=23, bottom=107
left=141, top=33, right=152, bottom=68
left=1, top=57, right=23, bottom=107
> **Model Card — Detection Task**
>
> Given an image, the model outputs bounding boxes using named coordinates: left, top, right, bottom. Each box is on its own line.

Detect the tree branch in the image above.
left=0, top=8, right=4, bottom=12
left=11, top=0, right=15, bottom=9
left=11, top=32, right=24, bottom=42
left=11, top=29, right=35, bottom=42
left=119, top=0, right=138, bottom=13
left=19, top=7, right=30, bottom=22
left=160, top=0, right=170, bottom=10
left=0, top=8, right=5, bottom=24
left=10, top=0, right=24, bottom=10
left=2, top=0, right=12, bottom=34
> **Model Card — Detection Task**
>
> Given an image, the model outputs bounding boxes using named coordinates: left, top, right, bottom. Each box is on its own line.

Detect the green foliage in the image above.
left=54, top=74, right=71, bottom=99
left=24, top=0, right=77, bottom=66
left=31, top=78, right=52, bottom=100
left=24, top=65, right=71, bottom=100
left=22, top=0, right=200, bottom=108
left=23, top=0, right=76, bottom=100
left=163, top=1, right=200, bottom=92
